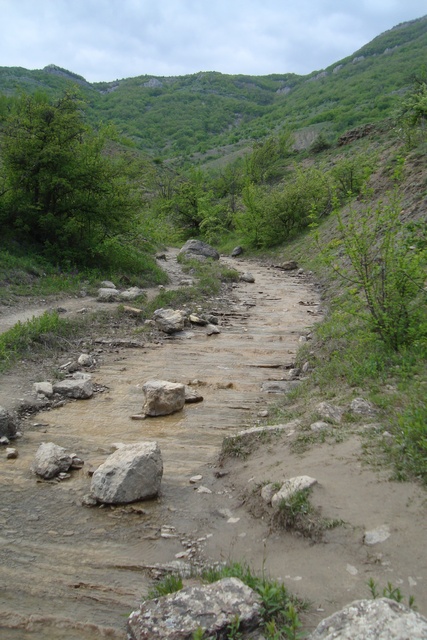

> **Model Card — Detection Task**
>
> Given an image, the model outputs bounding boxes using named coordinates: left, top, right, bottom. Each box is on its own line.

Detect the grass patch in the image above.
left=147, top=561, right=308, bottom=640
left=0, top=311, right=81, bottom=373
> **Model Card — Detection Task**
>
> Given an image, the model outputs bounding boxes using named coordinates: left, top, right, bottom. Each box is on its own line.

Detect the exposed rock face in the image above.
left=308, top=598, right=427, bottom=639
left=53, top=378, right=93, bottom=399
left=142, top=380, right=186, bottom=416
left=153, top=308, right=186, bottom=334
left=90, top=442, right=163, bottom=504
left=127, top=577, right=261, bottom=640
left=178, top=239, right=220, bottom=260
left=32, top=442, right=73, bottom=479
left=0, top=406, right=19, bottom=439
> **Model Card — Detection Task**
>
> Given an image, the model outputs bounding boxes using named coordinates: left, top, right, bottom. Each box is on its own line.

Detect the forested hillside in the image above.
left=0, top=15, right=426, bottom=160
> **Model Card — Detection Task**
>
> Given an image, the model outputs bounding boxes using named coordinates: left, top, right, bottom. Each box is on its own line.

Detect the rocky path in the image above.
left=0, top=250, right=426, bottom=639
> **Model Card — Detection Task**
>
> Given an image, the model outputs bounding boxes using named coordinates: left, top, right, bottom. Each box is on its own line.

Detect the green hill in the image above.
left=0, top=15, right=426, bottom=160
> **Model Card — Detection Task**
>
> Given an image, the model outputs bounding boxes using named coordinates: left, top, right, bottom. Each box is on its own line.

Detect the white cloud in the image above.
left=0, top=0, right=425, bottom=81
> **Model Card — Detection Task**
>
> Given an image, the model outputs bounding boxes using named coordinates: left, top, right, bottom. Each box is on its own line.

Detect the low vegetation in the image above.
left=147, top=561, right=308, bottom=640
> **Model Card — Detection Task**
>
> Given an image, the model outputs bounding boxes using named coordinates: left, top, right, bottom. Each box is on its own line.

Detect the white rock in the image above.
left=153, top=308, right=185, bottom=333
left=271, top=475, right=317, bottom=508
left=90, top=441, right=163, bottom=504
left=33, top=381, right=54, bottom=397
left=142, top=380, right=185, bottom=416
left=308, top=598, right=427, bottom=640
left=77, top=354, right=94, bottom=367
left=317, top=401, right=344, bottom=423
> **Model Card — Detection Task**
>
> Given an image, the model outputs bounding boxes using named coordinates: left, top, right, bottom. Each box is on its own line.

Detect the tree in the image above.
left=0, top=91, right=141, bottom=265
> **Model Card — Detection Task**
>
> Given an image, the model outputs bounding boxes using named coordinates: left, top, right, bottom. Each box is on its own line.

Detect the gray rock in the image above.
left=6, top=447, right=18, bottom=459
left=261, top=483, right=276, bottom=504
left=33, top=381, right=54, bottom=397
left=77, top=354, right=94, bottom=367
left=153, top=308, right=186, bottom=334
left=32, top=442, right=73, bottom=479
left=100, top=280, right=116, bottom=288
left=317, top=401, right=344, bottom=423
left=184, top=386, right=204, bottom=404
left=271, top=475, right=317, bottom=508
left=206, top=323, right=221, bottom=335
left=350, top=397, right=376, bottom=415
left=281, top=260, right=298, bottom=270
left=127, top=577, right=261, bottom=640
left=90, top=442, right=163, bottom=504
left=0, top=406, right=19, bottom=438
left=178, top=239, right=220, bottom=261
left=142, top=380, right=185, bottom=416
left=240, top=272, right=255, bottom=283
left=119, top=287, right=145, bottom=301
left=97, top=287, right=119, bottom=302
left=308, top=598, right=427, bottom=639
left=231, top=246, right=243, bottom=257
left=310, top=421, right=329, bottom=432
left=53, top=378, right=93, bottom=399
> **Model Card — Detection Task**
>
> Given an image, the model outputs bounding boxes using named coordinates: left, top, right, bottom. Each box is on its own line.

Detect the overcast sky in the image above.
left=1, top=0, right=426, bottom=82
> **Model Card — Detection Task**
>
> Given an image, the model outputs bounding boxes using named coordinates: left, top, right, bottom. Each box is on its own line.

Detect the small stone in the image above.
left=364, top=525, right=391, bottom=545
left=240, top=272, right=255, bottom=283
left=346, top=564, right=358, bottom=576
left=190, top=475, right=203, bottom=484
left=0, top=436, right=10, bottom=446
left=206, top=324, right=220, bottom=335
left=196, top=486, right=212, bottom=494
left=6, top=448, right=18, bottom=459
left=227, top=517, right=240, bottom=524
left=77, top=354, right=94, bottom=367
left=310, top=421, right=329, bottom=432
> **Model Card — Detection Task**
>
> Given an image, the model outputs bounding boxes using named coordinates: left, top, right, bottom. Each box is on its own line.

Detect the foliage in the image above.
left=0, top=311, right=78, bottom=372
left=368, top=578, right=416, bottom=609
left=330, top=152, right=377, bottom=201
left=391, top=401, right=427, bottom=484
left=0, top=91, right=148, bottom=270
left=396, top=74, right=427, bottom=147
left=147, top=573, right=183, bottom=599
left=319, top=192, right=427, bottom=351
left=237, top=165, right=332, bottom=248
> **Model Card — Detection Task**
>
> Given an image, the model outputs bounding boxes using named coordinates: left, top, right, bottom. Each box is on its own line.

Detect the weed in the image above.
left=147, top=573, right=183, bottom=599
left=368, top=578, right=416, bottom=609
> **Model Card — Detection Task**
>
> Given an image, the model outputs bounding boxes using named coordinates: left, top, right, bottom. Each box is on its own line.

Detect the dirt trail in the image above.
left=0, top=251, right=426, bottom=639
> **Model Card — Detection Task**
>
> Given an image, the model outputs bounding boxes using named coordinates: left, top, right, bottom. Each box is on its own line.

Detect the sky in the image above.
left=1, top=0, right=426, bottom=83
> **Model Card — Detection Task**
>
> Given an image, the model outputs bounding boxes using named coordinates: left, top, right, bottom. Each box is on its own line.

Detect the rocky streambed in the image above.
left=0, top=248, right=426, bottom=639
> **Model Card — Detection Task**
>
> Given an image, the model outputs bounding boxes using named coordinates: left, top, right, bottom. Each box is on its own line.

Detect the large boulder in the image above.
left=53, top=377, right=93, bottom=399
left=0, top=406, right=19, bottom=439
left=32, top=442, right=73, bottom=479
left=153, top=308, right=186, bottom=334
left=90, top=442, right=163, bottom=504
left=142, top=380, right=186, bottom=416
left=178, top=239, right=220, bottom=261
left=308, top=598, right=427, bottom=639
left=127, top=577, right=261, bottom=640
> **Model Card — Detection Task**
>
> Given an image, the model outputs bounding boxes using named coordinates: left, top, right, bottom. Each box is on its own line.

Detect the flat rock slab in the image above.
left=308, top=598, right=427, bottom=639
left=261, top=381, right=301, bottom=394
left=90, top=441, right=163, bottom=504
left=142, top=380, right=186, bottom=416
left=53, top=378, right=93, bottom=399
left=127, top=577, right=261, bottom=640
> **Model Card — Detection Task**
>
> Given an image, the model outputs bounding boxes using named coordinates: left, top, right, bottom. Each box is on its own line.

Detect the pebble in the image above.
left=190, top=475, right=203, bottom=483
left=6, top=448, right=18, bottom=459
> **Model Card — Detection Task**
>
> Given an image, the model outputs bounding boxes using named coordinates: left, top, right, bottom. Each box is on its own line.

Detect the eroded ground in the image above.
left=0, top=250, right=426, bottom=639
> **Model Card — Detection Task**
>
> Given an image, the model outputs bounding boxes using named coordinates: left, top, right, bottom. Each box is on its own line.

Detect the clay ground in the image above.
left=0, top=249, right=426, bottom=639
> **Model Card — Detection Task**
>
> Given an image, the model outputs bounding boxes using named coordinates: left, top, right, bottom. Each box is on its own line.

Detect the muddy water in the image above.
left=0, top=258, right=319, bottom=638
